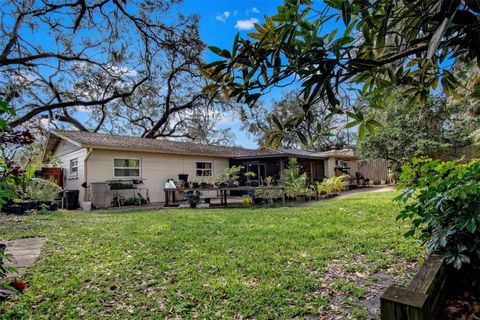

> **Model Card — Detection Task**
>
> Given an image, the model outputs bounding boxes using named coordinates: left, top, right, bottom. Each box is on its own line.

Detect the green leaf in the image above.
left=232, top=33, right=239, bottom=57
left=208, top=46, right=223, bottom=56
left=341, top=1, right=351, bottom=26
left=271, top=114, right=284, bottom=130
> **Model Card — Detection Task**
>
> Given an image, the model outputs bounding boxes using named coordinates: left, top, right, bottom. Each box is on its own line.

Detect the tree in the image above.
left=0, top=0, right=220, bottom=140
left=204, top=0, right=480, bottom=146
left=358, top=91, right=477, bottom=176
left=243, top=90, right=354, bottom=150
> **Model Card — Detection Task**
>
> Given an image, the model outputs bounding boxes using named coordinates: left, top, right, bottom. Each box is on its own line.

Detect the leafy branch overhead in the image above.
left=204, top=0, right=480, bottom=145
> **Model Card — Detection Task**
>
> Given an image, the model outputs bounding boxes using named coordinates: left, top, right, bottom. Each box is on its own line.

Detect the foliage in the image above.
left=185, top=190, right=202, bottom=206
left=0, top=99, right=35, bottom=207
left=205, top=0, right=480, bottom=146
left=243, top=90, right=355, bottom=150
left=24, top=178, right=63, bottom=202
left=281, top=157, right=312, bottom=197
left=396, top=158, right=480, bottom=283
left=255, top=176, right=284, bottom=201
left=244, top=171, right=256, bottom=179
left=216, top=165, right=244, bottom=185
left=316, top=175, right=349, bottom=196
left=359, top=92, right=477, bottom=176
left=0, top=192, right=422, bottom=319
left=0, top=246, right=16, bottom=280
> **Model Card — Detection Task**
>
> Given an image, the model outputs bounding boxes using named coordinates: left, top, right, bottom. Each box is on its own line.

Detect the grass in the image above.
left=0, top=191, right=423, bottom=319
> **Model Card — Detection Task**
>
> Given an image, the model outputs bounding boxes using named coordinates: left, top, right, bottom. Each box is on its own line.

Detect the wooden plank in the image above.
left=380, top=255, right=447, bottom=320
left=381, top=287, right=428, bottom=320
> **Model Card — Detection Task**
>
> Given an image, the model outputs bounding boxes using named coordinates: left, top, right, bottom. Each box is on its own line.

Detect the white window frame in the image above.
left=195, top=161, right=213, bottom=177
left=113, top=157, right=141, bottom=179
left=69, top=158, right=78, bottom=178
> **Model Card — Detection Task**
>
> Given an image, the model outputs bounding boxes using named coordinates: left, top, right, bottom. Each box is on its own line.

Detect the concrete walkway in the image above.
left=3, top=237, right=46, bottom=277
left=338, top=186, right=394, bottom=198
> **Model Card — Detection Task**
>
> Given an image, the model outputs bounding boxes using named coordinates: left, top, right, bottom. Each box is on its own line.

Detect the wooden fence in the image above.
left=357, top=159, right=390, bottom=184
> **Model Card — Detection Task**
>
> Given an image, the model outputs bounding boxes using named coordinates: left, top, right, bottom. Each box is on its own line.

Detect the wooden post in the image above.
left=380, top=255, right=447, bottom=320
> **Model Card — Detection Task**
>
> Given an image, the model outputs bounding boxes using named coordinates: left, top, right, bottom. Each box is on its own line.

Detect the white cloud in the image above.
left=235, top=18, right=259, bottom=30
left=216, top=11, right=230, bottom=22
left=251, top=7, right=260, bottom=13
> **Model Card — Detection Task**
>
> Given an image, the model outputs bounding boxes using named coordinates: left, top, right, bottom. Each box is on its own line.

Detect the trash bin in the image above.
left=64, top=190, right=79, bottom=210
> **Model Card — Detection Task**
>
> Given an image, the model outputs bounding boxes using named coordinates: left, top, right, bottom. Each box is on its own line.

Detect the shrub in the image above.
left=316, top=175, right=349, bottom=196
left=396, top=158, right=480, bottom=285
left=24, top=178, right=62, bottom=202
left=255, top=176, right=283, bottom=202
left=281, top=158, right=312, bottom=198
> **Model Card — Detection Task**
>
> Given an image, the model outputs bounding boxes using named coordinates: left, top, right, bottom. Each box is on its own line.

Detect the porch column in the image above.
left=310, top=162, right=314, bottom=182
left=279, top=158, right=284, bottom=178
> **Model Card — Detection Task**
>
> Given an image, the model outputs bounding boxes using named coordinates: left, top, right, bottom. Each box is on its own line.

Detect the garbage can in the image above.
left=64, top=190, right=79, bottom=210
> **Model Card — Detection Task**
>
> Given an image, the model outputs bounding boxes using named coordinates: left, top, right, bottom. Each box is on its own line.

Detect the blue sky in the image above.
left=179, top=0, right=285, bottom=148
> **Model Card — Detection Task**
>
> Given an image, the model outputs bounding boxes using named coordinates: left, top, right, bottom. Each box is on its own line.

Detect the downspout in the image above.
left=84, top=148, right=93, bottom=201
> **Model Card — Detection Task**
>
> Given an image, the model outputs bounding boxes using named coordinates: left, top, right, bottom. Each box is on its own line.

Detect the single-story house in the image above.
left=44, top=130, right=388, bottom=208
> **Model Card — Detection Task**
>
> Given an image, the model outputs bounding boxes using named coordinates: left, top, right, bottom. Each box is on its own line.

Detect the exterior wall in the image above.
left=324, top=157, right=359, bottom=178
left=53, top=141, right=88, bottom=206
left=86, top=149, right=230, bottom=203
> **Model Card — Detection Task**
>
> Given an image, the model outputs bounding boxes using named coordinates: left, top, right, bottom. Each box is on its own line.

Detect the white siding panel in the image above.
left=86, top=150, right=230, bottom=203
left=55, top=148, right=88, bottom=206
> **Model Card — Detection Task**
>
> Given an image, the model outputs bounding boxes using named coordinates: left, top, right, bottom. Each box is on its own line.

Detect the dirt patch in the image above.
left=315, top=253, right=419, bottom=319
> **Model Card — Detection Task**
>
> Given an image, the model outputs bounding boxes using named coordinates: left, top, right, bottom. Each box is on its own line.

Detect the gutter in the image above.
left=83, top=148, right=93, bottom=201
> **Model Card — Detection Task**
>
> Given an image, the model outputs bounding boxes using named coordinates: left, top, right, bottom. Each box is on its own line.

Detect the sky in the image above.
left=178, top=0, right=286, bottom=148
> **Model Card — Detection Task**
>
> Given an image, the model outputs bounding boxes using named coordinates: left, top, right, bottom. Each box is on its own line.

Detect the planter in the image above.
left=5, top=201, right=36, bottom=215
left=380, top=255, right=447, bottom=320
left=296, top=195, right=306, bottom=202
left=83, top=201, right=92, bottom=211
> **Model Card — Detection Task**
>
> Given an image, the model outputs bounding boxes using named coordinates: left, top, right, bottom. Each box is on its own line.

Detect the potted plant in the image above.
left=5, top=165, right=37, bottom=215
left=215, top=172, right=228, bottom=187
left=186, top=190, right=201, bottom=208
left=224, top=165, right=244, bottom=187
left=190, top=176, right=200, bottom=189
left=244, top=171, right=256, bottom=186
left=281, top=157, right=310, bottom=201
left=255, top=176, right=282, bottom=204
left=24, top=178, right=63, bottom=211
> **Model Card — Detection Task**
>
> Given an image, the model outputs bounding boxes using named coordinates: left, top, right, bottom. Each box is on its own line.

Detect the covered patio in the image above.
left=230, top=149, right=326, bottom=186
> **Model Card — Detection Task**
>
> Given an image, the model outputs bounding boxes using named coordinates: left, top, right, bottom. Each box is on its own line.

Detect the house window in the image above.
left=70, top=158, right=78, bottom=177
left=113, top=158, right=140, bottom=178
left=196, top=162, right=212, bottom=176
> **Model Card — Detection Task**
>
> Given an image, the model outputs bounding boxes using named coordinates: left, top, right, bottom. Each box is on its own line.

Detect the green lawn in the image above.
left=0, top=191, right=423, bottom=319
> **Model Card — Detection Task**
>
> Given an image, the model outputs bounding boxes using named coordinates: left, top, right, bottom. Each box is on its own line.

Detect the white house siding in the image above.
left=53, top=141, right=88, bottom=206
left=324, top=157, right=359, bottom=178
left=86, top=149, right=230, bottom=203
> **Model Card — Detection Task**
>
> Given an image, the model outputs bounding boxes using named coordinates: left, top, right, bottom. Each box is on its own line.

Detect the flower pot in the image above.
left=296, top=195, right=306, bottom=203
left=83, top=202, right=92, bottom=211
left=6, top=201, right=36, bottom=215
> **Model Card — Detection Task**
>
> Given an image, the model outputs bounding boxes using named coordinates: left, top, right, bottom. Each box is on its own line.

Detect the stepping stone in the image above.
left=1, top=237, right=46, bottom=277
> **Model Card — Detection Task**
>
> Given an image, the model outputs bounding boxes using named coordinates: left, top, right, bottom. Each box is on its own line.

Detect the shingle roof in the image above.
left=47, top=130, right=334, bottom=160
left=49, top=130, right=278, bottom=158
